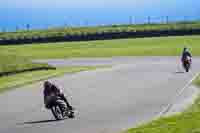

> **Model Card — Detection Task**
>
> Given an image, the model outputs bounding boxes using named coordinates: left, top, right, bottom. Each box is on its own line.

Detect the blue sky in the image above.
left=1, top=0, right=199, bottom=18
left=1, top=0, right=155, bottom=9
left=1, top=0, right=198, bottom=10
left=0, top=0, right=199, bottom=31
left=1, top=0, right=199, bottom=19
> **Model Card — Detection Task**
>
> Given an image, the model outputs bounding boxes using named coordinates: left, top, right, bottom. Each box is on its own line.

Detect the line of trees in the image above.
left=1, top=28, right=200, bottom=45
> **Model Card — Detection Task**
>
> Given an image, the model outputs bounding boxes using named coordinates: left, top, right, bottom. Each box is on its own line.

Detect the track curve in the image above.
left=1, top=57, right=200, bottom=133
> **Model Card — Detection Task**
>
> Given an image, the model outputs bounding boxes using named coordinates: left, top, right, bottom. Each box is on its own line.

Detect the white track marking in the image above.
left=156, top=72, right=200, bottom=118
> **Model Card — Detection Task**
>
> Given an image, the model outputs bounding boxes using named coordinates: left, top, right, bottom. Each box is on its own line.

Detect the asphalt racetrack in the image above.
left=1, top=57, right=200, bottom=133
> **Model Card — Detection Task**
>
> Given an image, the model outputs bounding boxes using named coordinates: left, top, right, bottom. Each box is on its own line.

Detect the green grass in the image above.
left=0, top=66, right=100, bottom=93
left=0, top=51, right=50, bottom=73
left=1, top=35, right=200, bottom=59
left=1, top=21, right=200, bottom=40
left=194, top=76, right=200, bottom=87
left=124, top=76, right=200, bottom=133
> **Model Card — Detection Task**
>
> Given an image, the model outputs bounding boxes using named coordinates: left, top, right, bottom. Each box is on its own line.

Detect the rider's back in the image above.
left=182, top=49, right=192, bottom=61
left=43, top=84, right=61, bottom=97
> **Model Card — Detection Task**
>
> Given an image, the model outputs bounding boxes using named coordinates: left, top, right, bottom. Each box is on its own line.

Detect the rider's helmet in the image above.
left=183, top=47, right=188, bottom=52
left=44, top=81, right=52, bottom=89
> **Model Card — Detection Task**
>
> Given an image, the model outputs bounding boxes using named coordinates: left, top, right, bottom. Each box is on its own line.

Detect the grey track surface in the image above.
left=1, top=57, right=200, bottom=133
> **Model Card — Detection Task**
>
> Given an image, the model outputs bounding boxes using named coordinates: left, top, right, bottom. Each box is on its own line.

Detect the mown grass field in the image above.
left=124, top=77, right=200, bottom=133
left=1, top=35, right=200, bottom=59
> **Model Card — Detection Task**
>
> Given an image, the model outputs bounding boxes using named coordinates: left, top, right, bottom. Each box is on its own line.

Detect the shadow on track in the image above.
left=175, top=71, right=185, bottom=74
left=21, top=119, right=58, bottom=125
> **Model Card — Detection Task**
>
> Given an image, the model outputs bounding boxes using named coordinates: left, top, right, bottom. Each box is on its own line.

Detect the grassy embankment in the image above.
left=0, top=21, right=200, bottom=40
left=0, top=51, right=50, bottom=74
left=0, top=51, right=101, bottom=93
left=0, top=49, right=102, bottom=92
left=0, top=66, right=98, bottom=93
left=124, top=76, right=200, bottom=133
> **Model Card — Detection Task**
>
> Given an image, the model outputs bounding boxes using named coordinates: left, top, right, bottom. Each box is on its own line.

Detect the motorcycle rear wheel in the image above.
left=51, top=106, right=63, bottom=120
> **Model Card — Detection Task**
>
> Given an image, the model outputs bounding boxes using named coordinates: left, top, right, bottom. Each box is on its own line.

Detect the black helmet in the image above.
left=184, top=47, right=188, bottom=51
left=44, top=81, right=52, bottom=88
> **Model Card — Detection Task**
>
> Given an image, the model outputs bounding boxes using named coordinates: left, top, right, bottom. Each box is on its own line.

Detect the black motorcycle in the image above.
left=46, top=93, right=74, bottom=120
left=183, top=56, right=192, bottom=72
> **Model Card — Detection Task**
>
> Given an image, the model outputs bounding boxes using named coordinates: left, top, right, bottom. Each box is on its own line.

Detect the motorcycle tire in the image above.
left=51, top=106, right=63, bottom=120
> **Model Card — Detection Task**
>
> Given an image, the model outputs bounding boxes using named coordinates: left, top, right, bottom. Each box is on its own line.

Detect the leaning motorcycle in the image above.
left=46, top=93, right=74, bottom=120
left=183, top=56, right=192, bottom=72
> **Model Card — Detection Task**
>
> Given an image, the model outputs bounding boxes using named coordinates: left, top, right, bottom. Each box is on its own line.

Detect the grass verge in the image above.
left=124, top=75, right=200, bottom=133
left=0, top=51, right=51, bottom=74
left=0, top=66, right=102, bottom=93
left=1, top=35, right=200, bottom=59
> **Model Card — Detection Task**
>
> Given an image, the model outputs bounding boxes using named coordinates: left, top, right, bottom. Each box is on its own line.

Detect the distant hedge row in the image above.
left=1, top=29, right=200, bottom=45
left=1, top=22, right=200, bottom=45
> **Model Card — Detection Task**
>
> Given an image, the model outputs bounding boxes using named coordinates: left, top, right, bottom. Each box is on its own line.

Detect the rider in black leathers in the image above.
left=181, top=47, right=192, bottom=63
left=43, top=81, right=73, bottom=110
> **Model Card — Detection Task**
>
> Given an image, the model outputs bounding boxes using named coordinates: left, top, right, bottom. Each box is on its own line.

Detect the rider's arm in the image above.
left=189, top=52, right=192, bottom=57
left=52, top=84, right=63, bottom=95
left=181, top=52, right=185, bottom=62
